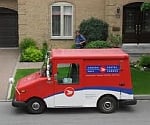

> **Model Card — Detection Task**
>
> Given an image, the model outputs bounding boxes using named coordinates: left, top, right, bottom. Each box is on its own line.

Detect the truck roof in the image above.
left=51, top=48, right=129, bottom=59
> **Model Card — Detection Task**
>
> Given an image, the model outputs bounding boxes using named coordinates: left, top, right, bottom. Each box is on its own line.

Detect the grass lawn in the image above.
left=131, top=68, right=150, bottom=94
left=10, top=68, right=150, bottom=99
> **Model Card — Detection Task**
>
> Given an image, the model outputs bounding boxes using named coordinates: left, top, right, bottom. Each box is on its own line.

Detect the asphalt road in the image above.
left=0, top=100, right=150, bottom=125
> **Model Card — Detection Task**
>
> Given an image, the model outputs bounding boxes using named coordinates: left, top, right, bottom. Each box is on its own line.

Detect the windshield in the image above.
left=40, top=51, right=52, bottom=77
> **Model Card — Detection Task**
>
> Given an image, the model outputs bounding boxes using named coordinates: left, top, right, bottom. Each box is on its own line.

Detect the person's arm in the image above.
left=79, top=35, right=86, bottom=44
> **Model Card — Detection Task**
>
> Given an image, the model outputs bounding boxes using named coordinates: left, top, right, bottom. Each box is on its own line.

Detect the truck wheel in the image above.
left=97, top=96, right=117, bottom=113
left=27, top=98, right=46, bottom=114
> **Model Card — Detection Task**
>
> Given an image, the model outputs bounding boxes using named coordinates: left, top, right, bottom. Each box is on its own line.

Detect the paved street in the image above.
left=0, top=49, right=19, bottom=100
left=0, top=100, right=150, bottom=125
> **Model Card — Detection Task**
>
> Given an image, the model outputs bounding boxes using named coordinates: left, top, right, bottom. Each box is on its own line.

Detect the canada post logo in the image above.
left=86, top=65, right=120, bottom=74
left=86, top=66, right=100, bottom=73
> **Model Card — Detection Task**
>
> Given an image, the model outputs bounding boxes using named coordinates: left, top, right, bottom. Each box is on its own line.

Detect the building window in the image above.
left=51, top=2, right=73, bottom=39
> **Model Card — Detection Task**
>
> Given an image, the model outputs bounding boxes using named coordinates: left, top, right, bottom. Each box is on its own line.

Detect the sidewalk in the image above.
left=17, top=62, right=43, bottom=69
left=0, top=48, right=19, bottom=100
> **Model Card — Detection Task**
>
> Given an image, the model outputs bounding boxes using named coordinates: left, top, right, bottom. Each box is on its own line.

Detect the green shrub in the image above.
left=85, top=40, right=112, bottom=48
left=20, top=47, right=43, bottom=62
left=71, top=44, right=76, bottom=49
left=108, top=34, right=122, bottom=47
left=141, top=2, right=150, bottom=11
left=20, top=38, right=37, bottom=51
left=139, top=55, right=150, bottom=68
left=79, top=17, right=109, bottom=42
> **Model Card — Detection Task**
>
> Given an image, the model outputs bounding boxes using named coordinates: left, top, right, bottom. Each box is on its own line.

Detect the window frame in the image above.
left=51, top=2, right=73, bottom=39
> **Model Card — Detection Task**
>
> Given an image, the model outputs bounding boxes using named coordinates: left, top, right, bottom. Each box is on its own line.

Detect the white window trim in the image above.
left=51, top=2, right=74, bottom=39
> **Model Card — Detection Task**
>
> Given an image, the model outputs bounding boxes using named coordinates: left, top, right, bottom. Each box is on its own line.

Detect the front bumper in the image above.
left=119, top=98, right=137, bottom=105
left=12, top=99, right=27, bottom=108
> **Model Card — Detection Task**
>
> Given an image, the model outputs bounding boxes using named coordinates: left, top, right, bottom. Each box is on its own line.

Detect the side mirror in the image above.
left=46, top=70, right=51, bottom=81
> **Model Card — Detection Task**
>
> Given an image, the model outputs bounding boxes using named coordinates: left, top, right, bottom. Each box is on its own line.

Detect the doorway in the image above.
left=0, top=8, right=18, bottom=47
left=123, top=2, right=150, bottom=44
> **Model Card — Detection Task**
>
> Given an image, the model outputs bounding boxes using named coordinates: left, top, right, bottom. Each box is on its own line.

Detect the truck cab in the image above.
left=12, top=49, right=137, bottom=114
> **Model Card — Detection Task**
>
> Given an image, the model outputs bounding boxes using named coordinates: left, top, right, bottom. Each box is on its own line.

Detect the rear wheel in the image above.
left=97, top=96, right=117, bottom=113
left=27, top=98, right=46, bottom=114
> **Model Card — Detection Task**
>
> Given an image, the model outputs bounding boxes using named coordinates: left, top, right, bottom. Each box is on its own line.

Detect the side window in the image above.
left=57, top=63, right=79, bottom=84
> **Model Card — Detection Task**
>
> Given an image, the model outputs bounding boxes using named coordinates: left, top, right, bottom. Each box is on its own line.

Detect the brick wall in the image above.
left=0, top=0, right=17, bottom=11
left=17, top=0, right=146, bottom=48
left=18, top=0, right=106, bottom=48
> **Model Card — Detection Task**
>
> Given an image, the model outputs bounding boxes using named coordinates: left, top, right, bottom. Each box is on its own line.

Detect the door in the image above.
left=54, top=62, right=83, bottom=107
left=140, top=10, right=150, bottom=42
left=123, top=2, right=150, bottom=44
left=0, top=8, right=18, bottom=47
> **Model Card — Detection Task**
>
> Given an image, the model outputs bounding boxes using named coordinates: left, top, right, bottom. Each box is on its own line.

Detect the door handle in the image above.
left=139, top=25, right=141, bottom=34
left=135, top=25, right=138, bottom=35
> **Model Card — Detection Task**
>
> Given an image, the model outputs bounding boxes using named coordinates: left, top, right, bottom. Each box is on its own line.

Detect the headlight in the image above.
left=20, top=89, right=26, bottom=93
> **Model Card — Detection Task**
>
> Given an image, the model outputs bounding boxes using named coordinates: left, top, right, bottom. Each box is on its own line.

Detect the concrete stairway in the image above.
left=122, top=44, right=150, bottom=62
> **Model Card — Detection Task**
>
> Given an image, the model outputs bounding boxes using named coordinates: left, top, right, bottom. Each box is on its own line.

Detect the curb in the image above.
left=134, top=95, right=150, bottom=100
left=0, top=100, right=11, bottom=102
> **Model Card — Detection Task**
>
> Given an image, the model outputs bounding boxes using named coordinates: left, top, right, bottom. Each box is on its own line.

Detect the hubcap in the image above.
left=32, top=102, right=40, bottom=111
left=103, top=101, right=112, bottom=111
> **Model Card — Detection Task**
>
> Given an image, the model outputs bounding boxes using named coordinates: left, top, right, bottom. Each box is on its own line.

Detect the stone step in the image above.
left=122, top=44, right=150, bottom=55
left=122, top=44, right=150, bottom=62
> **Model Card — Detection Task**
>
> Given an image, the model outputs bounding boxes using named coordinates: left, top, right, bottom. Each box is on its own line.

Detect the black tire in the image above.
left=97, top=96, right=117, bottom=113
left=27, top=98, right=46, bottom=114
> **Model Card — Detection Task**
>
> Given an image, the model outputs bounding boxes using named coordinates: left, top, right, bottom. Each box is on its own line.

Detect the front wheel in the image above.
left=97, top=96, right=117, bottom=113
left=27, top=98, right=46, bottom=114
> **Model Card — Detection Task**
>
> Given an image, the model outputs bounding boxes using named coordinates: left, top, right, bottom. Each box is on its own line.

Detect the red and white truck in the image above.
left=12, top=48, right=137, bottom=114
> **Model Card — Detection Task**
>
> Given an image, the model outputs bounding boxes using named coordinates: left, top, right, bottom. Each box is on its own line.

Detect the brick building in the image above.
left=0, top=0, right=150, bottom=48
